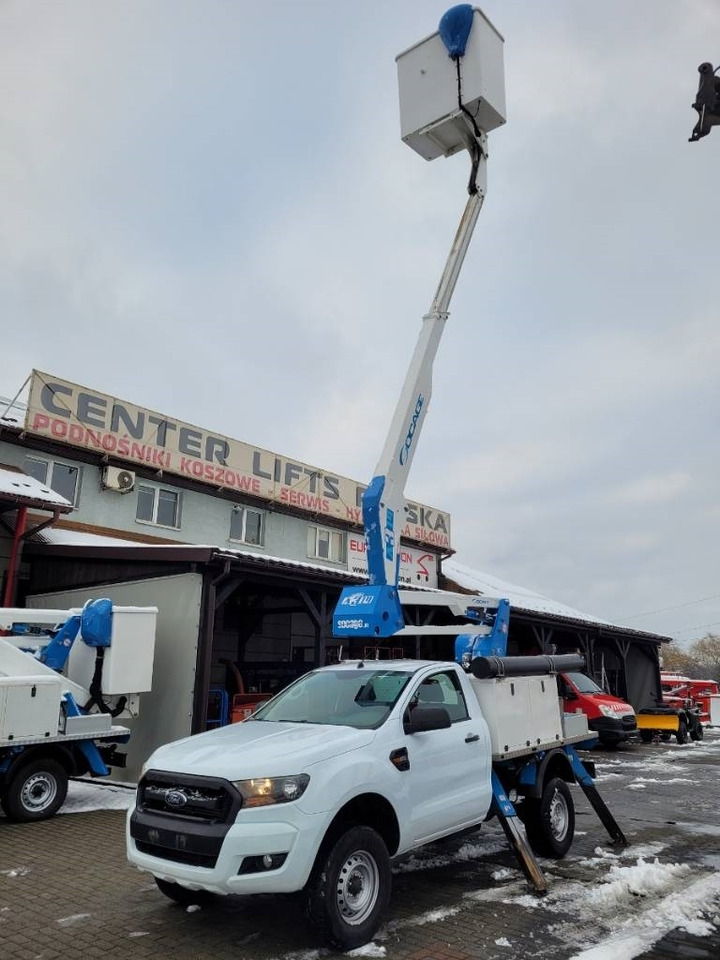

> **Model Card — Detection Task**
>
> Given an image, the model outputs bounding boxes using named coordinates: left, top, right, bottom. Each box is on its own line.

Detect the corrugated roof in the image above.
left=30, top=527, right=670, bottom=641
left=30, top=527, right=360, bottom=583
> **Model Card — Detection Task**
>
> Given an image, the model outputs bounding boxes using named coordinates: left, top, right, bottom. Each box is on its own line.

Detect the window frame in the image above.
left=24, top=455, right=82, bottom=507
left=228, top=506, right=265, bottom=547
left=407, top=669, right=470, bottom=725
left=135, top=482, right=182, bottom=530
left=307, top=524, right=346, bottom=563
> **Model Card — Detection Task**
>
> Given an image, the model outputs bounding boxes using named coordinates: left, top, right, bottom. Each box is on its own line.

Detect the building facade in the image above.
left=1, top=370, right=452, bottom=595
left=1, top=371, right=671, bottom=780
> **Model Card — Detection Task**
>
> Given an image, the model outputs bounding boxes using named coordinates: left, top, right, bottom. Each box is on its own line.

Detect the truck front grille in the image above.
left=131, top=771, right=242, bottom=869
left=138, top=771, right=240, bottom=824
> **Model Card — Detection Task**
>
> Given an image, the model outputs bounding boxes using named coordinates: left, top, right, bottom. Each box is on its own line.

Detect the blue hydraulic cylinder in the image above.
left=40, top=615, right=81, bottom=671
left=454, top=598, right=510, bottom=665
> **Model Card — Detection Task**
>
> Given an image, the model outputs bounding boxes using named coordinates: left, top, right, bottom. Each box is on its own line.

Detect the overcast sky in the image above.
left=2, top=0, right=719, bottom=644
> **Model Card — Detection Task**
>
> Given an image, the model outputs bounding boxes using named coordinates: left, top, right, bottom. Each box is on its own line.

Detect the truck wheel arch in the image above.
left=3, top=744, right=80, bottom=783
left=520, top=749, right=575, bottom=800
left=311, top=793, right=401, bottom=876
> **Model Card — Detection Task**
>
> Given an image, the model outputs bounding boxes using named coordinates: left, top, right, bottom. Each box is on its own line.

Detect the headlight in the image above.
left=598, top=704, right=619, bottom=719
left=232, top=774, right=310, bottom=808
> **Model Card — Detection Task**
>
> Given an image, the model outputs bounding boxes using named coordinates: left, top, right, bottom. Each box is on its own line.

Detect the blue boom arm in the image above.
left=333, top=6, right=501, bottom=640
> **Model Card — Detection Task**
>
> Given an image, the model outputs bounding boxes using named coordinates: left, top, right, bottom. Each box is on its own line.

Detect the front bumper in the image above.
left=588, top=715, right=637, bottom=742
left=126, top=804, right=327, bottom=895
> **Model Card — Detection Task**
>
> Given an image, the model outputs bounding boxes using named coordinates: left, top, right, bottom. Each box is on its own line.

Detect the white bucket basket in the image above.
left=396, top=6, right=506, bottom=160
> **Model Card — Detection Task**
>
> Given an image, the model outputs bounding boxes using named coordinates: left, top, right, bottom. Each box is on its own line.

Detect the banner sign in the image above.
left=25, top=372, right=452, bottom=550
left=347, top=538, right=438, bottom=588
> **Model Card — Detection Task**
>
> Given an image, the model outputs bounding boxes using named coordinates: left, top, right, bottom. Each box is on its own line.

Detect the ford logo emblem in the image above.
left=165, top=789, right=188, bottom=808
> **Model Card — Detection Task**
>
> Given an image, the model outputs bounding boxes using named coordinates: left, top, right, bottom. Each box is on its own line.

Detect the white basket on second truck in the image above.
left=0, top=600, right=157, bottom=821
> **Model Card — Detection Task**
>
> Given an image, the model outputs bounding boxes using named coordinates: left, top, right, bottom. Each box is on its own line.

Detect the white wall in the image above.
left=28, top=573, right=202, bottom=782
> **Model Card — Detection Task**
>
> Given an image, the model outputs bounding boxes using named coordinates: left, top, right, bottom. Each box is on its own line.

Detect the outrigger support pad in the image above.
left=490, top=771, right=548, bottom=894
left=565, top=746, right=628, bottom=847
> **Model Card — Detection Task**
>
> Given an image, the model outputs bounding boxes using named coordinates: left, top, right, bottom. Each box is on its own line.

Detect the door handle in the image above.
left=465, top=733, right=480, bottom=743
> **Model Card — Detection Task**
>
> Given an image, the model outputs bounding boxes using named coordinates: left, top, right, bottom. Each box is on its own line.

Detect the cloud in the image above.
left=609, top=473, right=692, bottom=506
left=2, top=0, right=720, bottom=643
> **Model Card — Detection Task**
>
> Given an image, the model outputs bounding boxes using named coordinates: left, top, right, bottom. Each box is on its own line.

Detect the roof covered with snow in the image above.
left=443, top=558, right=613, bottom=625
left=32, top=526, right=363, bottom=583
left=32, top=527, right=668, bottom=640
left=0, top=466, right=73, bottom=510
left=0, top=395, right=26, bottom=429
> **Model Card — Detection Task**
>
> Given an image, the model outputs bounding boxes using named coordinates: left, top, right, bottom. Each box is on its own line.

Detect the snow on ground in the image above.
left=392, top=836, right=507, bottom=873
left=382, top=816, right=720, bottom=960
left=59, top=778, right=136, bottom=814
left=502, top=858, right=720, bottom=959
left=57, top=912, right=92, bottom=926
left=7, top=731, right=719, bottom=959
left=346, top=944, right=386, bottom=958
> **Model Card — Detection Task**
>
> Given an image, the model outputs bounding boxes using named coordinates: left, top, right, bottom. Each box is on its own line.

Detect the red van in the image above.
left=558, top=671, right=637, bottom=747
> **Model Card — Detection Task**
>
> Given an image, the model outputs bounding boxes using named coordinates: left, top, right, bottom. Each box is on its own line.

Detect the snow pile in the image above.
left=502, top=858, right=720, bottom=959
left=582, top=858, right=691, bottom=909
left=347, top=944, right=386, bottom=958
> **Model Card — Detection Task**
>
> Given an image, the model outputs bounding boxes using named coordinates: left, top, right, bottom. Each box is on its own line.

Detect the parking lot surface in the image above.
left=2, top=733, right=720, bottom=960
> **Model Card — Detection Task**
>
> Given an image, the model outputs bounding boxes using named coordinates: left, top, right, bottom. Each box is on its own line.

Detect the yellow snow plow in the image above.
left=637, top=711, right=679, bottom=733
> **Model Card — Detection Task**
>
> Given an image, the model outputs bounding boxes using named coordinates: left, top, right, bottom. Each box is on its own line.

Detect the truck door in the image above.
left=403, top=669, right=492, bottom=844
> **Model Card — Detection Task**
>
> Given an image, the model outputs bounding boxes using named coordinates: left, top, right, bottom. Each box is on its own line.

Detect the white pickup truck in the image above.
left=126, top=657, right=624, bottom=948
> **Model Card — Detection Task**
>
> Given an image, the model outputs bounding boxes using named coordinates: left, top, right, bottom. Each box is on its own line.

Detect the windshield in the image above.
left=251, top=668, right=415, bottom=729
left=565, top=672, right=604, bottom=695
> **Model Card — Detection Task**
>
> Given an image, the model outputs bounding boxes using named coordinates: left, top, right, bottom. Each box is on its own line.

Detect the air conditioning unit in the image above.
left=102, top=466, right=136, bottom=494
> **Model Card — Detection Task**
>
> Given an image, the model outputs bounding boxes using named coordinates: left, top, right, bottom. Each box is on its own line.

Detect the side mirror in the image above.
left=403, top=704, right=452, bottom=734
left=564, top=689, right=578, bottom=702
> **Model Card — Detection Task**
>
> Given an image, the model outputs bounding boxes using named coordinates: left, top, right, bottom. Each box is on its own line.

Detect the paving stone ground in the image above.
left=2, top=733, right=720, bottom=960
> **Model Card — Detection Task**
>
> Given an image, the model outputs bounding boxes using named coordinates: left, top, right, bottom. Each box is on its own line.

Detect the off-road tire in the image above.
left=690, top=721, right=704, bottom=742
left=676, top=719, right=689, bottom=745
left=520, top=777, right=575, bottom=858
left=640, top=730, right=654, bottom=744
left=305, top=825, right=391, bottom=949
left=154, top=877, right=217, bottom=908
left=2, top=759, right=69, bottom=822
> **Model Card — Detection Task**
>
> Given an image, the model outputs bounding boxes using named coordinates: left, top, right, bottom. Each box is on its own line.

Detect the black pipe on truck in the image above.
left=469, top=653, right=585, bottom=679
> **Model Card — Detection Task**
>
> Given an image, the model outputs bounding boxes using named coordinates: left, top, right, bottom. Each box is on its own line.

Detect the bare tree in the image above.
left=692, top=634, right=720, bottom=682
left=661, top=644, right=704, bottom=677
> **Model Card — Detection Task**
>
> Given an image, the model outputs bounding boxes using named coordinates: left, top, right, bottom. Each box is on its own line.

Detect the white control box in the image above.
left=0, top=676, right=63, bottom=742
left=396, top=6, right=506, bottom=160
left=68, top=606, right=158, bottom=696
left=470, top=675, right=563, bottom=758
